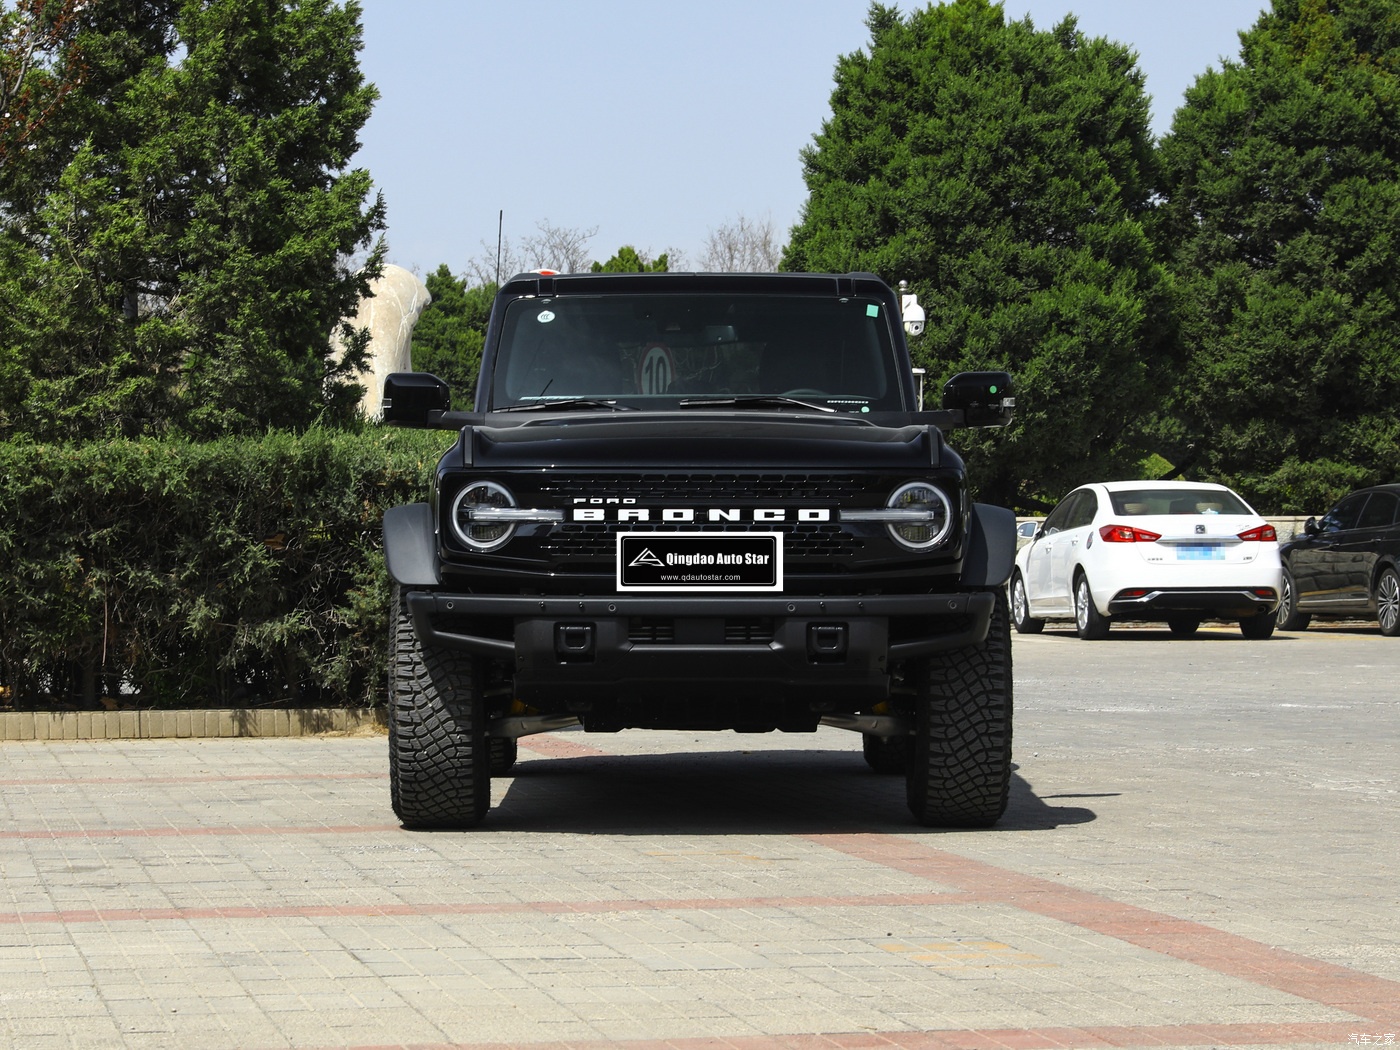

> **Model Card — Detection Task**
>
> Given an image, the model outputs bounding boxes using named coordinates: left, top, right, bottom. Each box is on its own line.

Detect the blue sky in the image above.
left=353, top=0, right=1267, bottom=279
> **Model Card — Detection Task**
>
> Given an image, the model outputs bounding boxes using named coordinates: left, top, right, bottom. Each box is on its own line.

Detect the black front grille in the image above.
left=539, top=473, right=877, bottom=503
left=543, top=521, right=863, bottom=563
left=533, top=473, right=886, bottom=567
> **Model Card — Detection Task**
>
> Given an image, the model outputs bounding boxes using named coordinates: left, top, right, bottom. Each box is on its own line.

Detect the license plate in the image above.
left=1176, top=543, right=1224, bottom=561
left=617, top=532, right=783, bottom=591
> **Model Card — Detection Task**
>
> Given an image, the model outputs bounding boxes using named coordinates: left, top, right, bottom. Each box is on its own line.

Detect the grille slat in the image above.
left=543, top=521, right=863, bottom=561
left=533, top=474, right=882, bottom=564
left=628, top=617, right=776, bottom=645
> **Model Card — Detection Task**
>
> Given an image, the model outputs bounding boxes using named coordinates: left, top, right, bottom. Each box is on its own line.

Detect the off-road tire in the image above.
left=905, top=589, right=1013, bottom=828
left=1074, top=571, right=1110, bottom=640
left=489, top=736, right=519, bottom=776
left=1375, top=567, right=1400, bottom=637
left=1239, top=612, right=1276, bottom=640
left=862, top=732, right=909, bottom=774
left=1010, top=572, right=1044, bottom=635
left=388, top=584, right=491, bottom=829
left=1276, top=567, right=1311, bottom=631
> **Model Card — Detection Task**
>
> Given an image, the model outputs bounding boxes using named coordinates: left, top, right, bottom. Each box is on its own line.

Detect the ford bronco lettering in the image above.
left=380, top=271, right=1017, bottom=828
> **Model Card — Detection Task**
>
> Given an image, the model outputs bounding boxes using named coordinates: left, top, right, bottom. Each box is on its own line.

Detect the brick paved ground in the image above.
left=0, top=623, right=1396, bottom=1049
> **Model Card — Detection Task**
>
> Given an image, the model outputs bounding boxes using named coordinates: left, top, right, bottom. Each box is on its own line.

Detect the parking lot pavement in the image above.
left=1, top=625, right=1397, bottom=1050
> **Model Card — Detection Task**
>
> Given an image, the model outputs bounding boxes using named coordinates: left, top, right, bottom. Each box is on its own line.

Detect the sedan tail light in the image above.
left=1098, top=524, right=1163, bottom=543
left=1237, top=524, right=1278, bottom=542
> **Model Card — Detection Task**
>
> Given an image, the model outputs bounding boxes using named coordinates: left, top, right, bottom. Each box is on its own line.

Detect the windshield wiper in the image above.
left=495, top=398, right=636, bottom=413
left=678, top=395, right=836, bottom=414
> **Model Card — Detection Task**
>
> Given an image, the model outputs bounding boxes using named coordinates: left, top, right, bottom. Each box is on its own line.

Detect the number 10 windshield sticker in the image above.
left=638, top=343, right=675, bottom=394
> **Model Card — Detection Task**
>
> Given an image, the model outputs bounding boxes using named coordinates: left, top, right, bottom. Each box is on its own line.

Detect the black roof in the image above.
left=497, top=271, right=895, bottom=299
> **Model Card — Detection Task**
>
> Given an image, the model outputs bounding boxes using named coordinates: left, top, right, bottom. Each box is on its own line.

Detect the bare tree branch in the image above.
left=465, top=219, right=599, bottom=286
left=697, top=213, right=783, bottom=272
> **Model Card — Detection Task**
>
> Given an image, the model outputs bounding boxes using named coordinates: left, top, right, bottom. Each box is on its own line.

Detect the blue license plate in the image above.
left=1176, top=544, right=1223, bottom=561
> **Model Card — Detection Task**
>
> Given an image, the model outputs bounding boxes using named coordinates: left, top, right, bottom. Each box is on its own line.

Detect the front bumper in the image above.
left=406, top=590, right=996, bottom=706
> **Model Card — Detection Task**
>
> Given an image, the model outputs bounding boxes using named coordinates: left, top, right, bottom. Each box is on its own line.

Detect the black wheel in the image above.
left=1276, top=567, right=1311, bottom=631
left=904, top=589, right=1013, bottom=828
left=1240, top=612, right=1276, bottom=640
left=489, top=736, right=519, bottom=776
left=388, top=584, right=491, bottom=828
left=1166, top=615, right=1200, bottom=637
left=1010, top=572, right=1044, bottom=635
left=1376, top=567, right=1400, bottom=637
left=862, top=732, right=909, bottom=774
left=1073, top=572, right=1110, bottom=640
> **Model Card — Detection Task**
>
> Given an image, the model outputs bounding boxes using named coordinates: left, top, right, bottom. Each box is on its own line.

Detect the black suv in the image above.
left=380, top=271, right=1017, bottom=828
left=1277, top=483, right=1400, bottom=635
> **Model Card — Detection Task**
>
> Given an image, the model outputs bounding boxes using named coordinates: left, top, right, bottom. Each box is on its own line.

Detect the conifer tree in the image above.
left=0, top=0, right=385, bottom=440
left=1156, top=0, right=1400, bottom=510
left=785, top=0, right=1170, bottom=508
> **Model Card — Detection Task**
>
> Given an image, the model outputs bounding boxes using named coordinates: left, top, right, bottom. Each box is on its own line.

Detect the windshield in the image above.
left=489, top=293, right=905, bottom=412
left=1107, top=488, right=1253, bottom=515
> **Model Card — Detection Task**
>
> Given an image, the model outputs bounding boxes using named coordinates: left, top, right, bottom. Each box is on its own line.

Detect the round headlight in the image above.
left=451, top=481, right=517, bottom=551
left=886, top=482, right=953, bottom=550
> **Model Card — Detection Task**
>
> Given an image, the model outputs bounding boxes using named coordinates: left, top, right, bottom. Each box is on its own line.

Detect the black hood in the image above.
left=463, top=412, right=950, bottom=471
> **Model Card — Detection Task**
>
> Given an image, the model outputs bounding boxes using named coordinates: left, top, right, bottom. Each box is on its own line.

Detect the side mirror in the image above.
left=1303, top=516, right=1320, bottom=537
left=382, top=372, right=450, bottom=427
left=942, top=371, right=1014, bottom=428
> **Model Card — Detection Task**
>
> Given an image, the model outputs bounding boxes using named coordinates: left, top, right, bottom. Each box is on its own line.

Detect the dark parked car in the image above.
left=1277, top=484, right=1400, bottom=635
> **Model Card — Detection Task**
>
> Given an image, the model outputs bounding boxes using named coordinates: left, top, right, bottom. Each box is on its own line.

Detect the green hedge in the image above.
left=0, top=427, right=449, bottom=709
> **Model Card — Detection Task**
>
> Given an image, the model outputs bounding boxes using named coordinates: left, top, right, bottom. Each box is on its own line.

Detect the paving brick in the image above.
left=0, top=631, right=1398, bottom=1047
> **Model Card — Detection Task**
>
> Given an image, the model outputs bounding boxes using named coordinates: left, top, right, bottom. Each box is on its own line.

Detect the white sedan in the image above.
left=1010, top=480, right=1282, bottom=639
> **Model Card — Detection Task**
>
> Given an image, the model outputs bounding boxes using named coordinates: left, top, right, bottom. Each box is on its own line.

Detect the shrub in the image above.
left=0, top=427, right=448, bottom=708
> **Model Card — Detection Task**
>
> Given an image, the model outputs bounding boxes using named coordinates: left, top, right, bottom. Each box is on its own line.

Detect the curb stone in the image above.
left=0, top=708, right=386, bottom=741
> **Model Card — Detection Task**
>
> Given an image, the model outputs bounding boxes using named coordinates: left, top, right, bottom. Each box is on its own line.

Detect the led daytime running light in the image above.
left=883, top=482, right=953, bottom=550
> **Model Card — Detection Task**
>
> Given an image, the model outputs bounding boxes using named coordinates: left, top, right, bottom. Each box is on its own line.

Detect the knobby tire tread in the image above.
left=388, top=584, right=491, bottom=828
left=906, top=589, right=1013, bottom=828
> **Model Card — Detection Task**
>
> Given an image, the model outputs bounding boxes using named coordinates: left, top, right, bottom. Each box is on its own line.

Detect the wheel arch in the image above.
left=1072, top=562, right=1110, bottom=615
left=961, top=503, right=1016, bottom=588
left=384, top=503, right=441, bottom=587
left=1371, top=555, right=1400, bottom=595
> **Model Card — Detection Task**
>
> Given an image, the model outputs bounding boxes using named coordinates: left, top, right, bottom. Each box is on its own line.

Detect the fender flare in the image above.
left=383, top=503, right=440, bottom=587
left=961, top=503, right=1016, bottom=589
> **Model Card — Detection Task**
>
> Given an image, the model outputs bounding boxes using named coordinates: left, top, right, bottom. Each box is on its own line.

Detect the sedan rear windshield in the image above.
left=489, top=293, right=905, bottom=412
left=1108, top=488, right=1253, bottom=516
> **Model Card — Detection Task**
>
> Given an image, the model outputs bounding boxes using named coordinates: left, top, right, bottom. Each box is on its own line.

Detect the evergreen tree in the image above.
left=784, top=0, right=1170, bottom=509
left=410, top=265, right=493, bottom=401
left=1156, top=0, right=1400, bottom=511
left=590, top=246, right=669, bottom=273
left=0, top=0, right=90, bottom=175
left=0, top=0, right=384, bottom=440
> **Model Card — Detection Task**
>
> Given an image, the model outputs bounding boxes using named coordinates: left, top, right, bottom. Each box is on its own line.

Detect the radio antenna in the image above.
left=495, top=210, right=503, bottom=286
